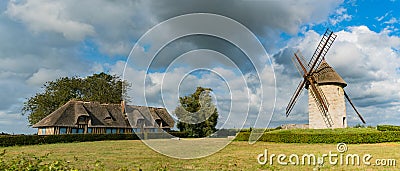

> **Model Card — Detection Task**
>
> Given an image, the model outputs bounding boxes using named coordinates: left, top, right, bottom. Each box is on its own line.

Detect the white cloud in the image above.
left=375, top=12, right=390, bottom=22
left=329, top=7, right=352, bottom=25
left=384, top=17, right=399, bottom=24
left=26, top=68, right=69, bottom=86
left=0, top=111, right=35, bottom=134
left=6, top=0, right=95, bottom=41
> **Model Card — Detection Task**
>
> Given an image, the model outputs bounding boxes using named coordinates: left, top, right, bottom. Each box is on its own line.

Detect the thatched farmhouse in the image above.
left=33, top=100, right=175, bottom=135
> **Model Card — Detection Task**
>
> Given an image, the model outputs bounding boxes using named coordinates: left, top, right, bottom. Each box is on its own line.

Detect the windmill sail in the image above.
left=286, top=79, right=306, bottom=117
left=307, top=29, right=337, bottom=72
left=344, top=91, right=366, bottom=124
left=308, top=81, right=333, bottom=128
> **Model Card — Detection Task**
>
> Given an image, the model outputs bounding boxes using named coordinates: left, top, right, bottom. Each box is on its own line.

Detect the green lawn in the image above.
left=1, top=139, right=399, bottom=170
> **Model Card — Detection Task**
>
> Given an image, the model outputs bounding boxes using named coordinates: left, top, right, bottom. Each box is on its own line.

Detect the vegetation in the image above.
left=235, top=128, right=400, bottom=144
left=0, top=150, right=106, bottom=170
left=3, top=127, right=400, bottom=147
left=0, top=150, right=76, bottom=170
left=377, top=125, right=400, bottom=131
left=0, top=134, right=139, bottom=147
left=267, top=127, right=380, bottom=134
left=0, top=132, right=194, bottom=147
left=22, top=72, right=129, bottom=125
left=1, top=140, right=399, bottom=170
left=175, top=87, right=218, bottom=137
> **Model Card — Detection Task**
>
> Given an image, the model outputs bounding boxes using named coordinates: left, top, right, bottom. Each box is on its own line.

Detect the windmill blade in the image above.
left=308, top=81, right=330, bottom=114
left=292, top=57, right=305, bottom=78
left=308, top=82, right=333, bottom=128
left=307, top=29, right=337, bottom=73
left=286, top=79, right=306, bottom=117
left=344, top=90, right=366, bottom=124
left=292, top=51, right=309, bottom=77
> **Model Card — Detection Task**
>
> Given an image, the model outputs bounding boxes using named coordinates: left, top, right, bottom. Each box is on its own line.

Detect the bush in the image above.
left=0, top=150, right=75, bottom=170
left=234, top=130, right=400, bottom=144
left=377, top=125, right=400, bottom=131
left=0, top=132, right=195, bottom=147
left=168, top=131, right=189, bottom=138
left=0, top=134, right=140, bottom=147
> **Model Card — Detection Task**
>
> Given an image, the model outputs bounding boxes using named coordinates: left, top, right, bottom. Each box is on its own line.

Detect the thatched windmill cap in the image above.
left=314, top=60, right=347, bottom=87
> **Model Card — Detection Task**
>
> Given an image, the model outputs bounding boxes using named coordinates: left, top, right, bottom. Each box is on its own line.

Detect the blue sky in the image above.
left=0, top=0, right=399, bottom=134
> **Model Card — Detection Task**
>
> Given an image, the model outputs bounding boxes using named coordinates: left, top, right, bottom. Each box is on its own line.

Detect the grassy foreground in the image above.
left=1, top=140, right=399, bottom=170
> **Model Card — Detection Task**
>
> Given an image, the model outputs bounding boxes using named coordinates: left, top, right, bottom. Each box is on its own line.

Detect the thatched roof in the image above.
left=154, top=108, right=175, bottom=127
left=314, top=60, right=347, bottom=87
left=33, top=100, right=175, bottom=128
left=125, top=105, right=175, bottom=128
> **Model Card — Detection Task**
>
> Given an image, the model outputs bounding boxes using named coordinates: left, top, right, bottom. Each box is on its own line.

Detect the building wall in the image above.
left=309, top=84, right=347, bottom=129
left=37, top=127, right=55, bottom=135
left=37, top=127, right=163, bottom=135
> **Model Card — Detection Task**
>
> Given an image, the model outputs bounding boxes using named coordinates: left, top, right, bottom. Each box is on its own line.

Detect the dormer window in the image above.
left=137, top=119, right=145, bottom=127
left=104, top=116, right=113, bottom=124
left=155, top=119, right=162, bottom=127
left=77, top=116, right=88, bottom=124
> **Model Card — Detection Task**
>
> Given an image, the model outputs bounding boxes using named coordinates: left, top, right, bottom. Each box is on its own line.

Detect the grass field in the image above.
left=1, top=139, right=399, bottom=170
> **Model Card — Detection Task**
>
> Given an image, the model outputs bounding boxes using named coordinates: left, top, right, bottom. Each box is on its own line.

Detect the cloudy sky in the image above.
left=1, top=0, right=399, bottom=134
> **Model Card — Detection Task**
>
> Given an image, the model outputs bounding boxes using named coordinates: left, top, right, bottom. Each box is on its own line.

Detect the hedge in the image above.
left=0, top=134, right=141, bottom=147
left=235, top=131, right=400, bottom=144
left=377, top=125, right=400, bottom=131
left=0, top=131, right=194, bottom=147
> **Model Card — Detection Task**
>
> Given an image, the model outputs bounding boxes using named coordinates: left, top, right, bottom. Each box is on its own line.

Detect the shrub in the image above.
left=0, top=134, right=140, bottom=147
left=377, top=125, right=400, bottom=131
left=0, top=150, right=75, bottom=170
left=234, top=130, right=400, bottom=144
left=0, top=132, right=195, bottom=147
left=168, top=131, right=189, bottom=138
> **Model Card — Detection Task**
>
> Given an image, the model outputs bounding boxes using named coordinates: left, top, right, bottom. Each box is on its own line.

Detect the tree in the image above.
left=175, top=87, right=218, bottom=137
left=23, top=72, right=129, bottom=125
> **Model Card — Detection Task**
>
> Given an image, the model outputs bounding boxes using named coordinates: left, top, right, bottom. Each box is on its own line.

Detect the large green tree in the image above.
left=23, top=72, right=129, bottom=125
left=175, top=87, right=218, bottom=137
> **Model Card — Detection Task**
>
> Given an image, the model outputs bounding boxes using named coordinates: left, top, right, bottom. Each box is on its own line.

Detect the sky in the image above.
left=0, top=0, right=399, bottom=134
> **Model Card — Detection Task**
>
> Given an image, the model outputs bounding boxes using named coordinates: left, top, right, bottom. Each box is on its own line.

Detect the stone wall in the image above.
left=308, top=84, right=346, bottom=129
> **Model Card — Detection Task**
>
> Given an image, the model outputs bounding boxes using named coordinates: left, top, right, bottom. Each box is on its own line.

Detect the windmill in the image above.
left=286, top=29, right=366, bottom=129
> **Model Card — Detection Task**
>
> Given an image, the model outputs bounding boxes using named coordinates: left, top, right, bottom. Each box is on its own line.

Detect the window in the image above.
left=77, top=116, right=88, bottom=124
left=137, top=119, right=145, bottom=127
left=59, top=128, right=67, bottom=134
left=149, top=128, right=158, bottom=133
left=112, top=128, right=117, bottom=134
left=132, top=128, right=141, bottom=133
left=77, top=128, right=84, bottom=134
left=155, top=119, right=162, bottom=127
left=71, top=128, right=77, bottom=134
left=41, top=128, right=46, bottom=135
left=119, top=129, right=124, bottom=134
left=87, top=128, right=92, bottom=134
left=106, top=128, right=112, bottom=134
